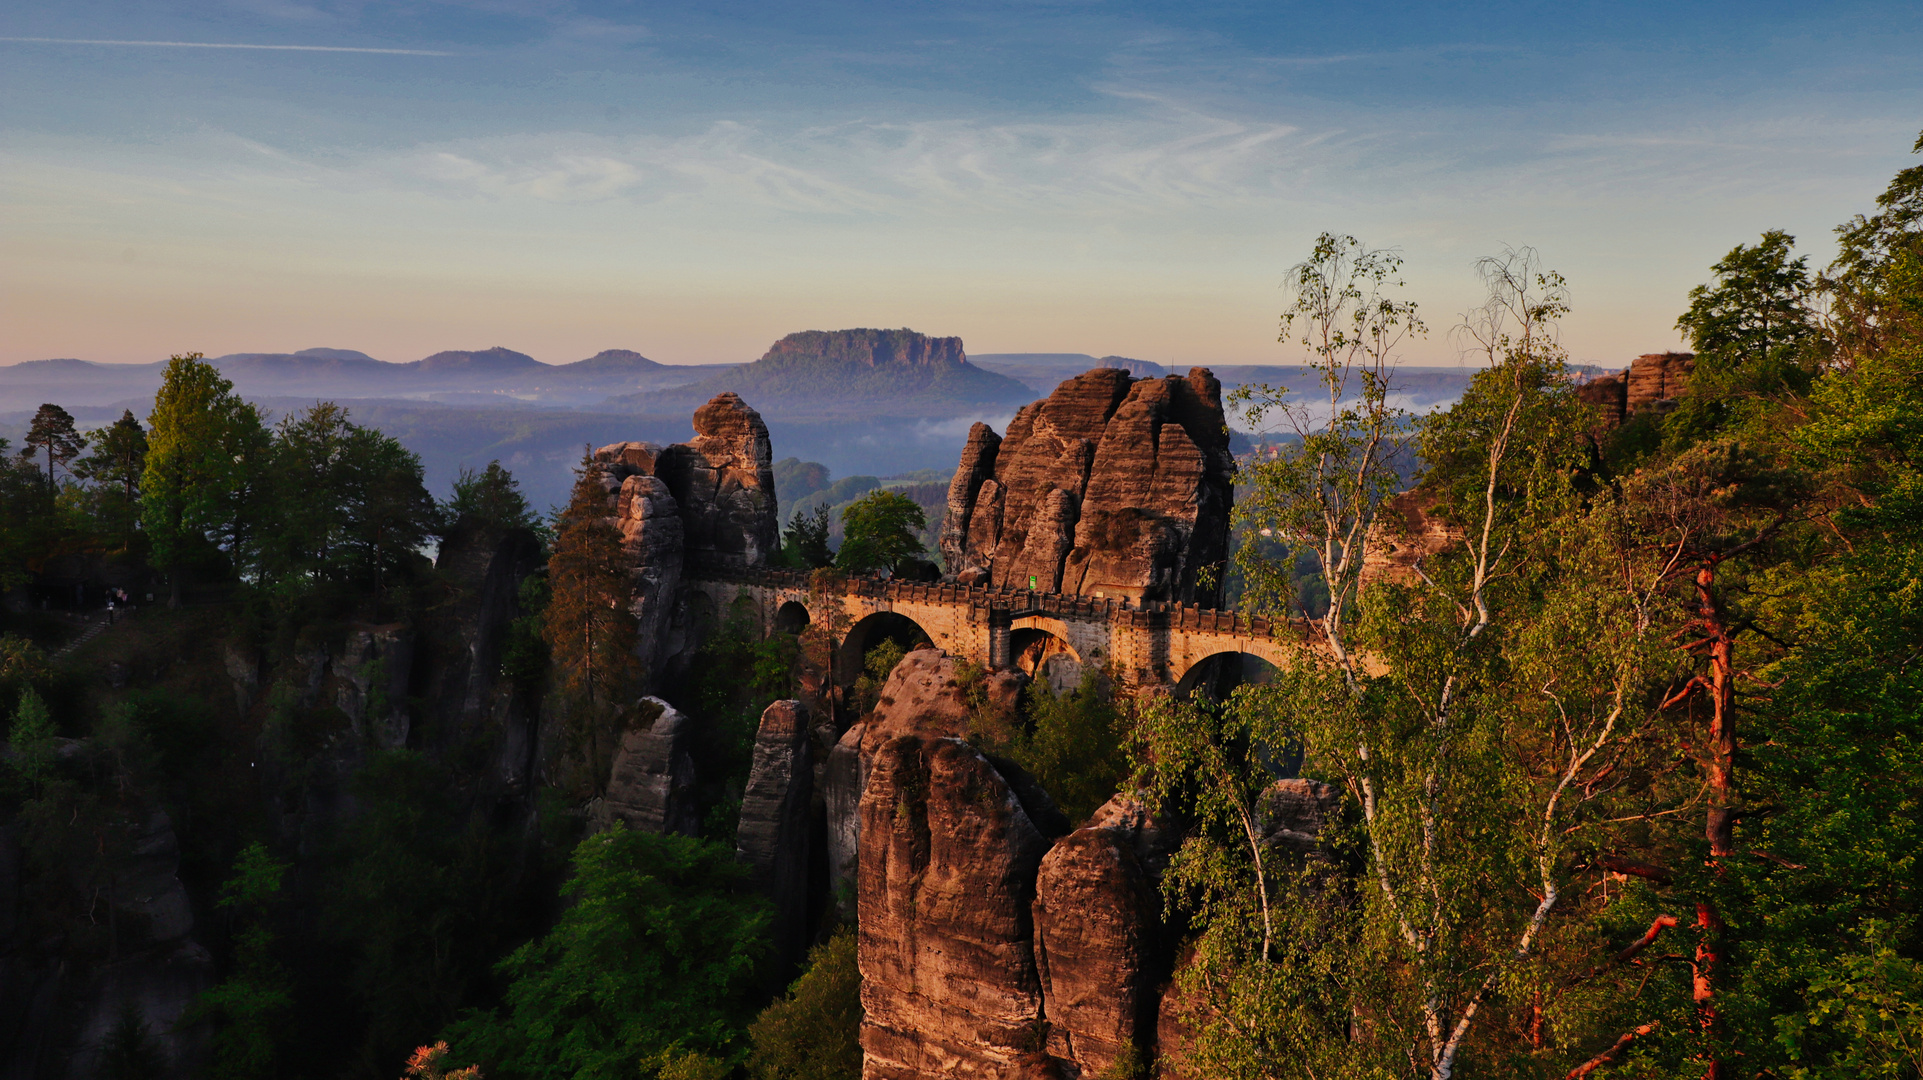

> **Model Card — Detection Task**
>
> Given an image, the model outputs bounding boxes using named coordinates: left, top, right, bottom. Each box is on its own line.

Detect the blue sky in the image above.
left=2, top=1, right=1919, bottom=368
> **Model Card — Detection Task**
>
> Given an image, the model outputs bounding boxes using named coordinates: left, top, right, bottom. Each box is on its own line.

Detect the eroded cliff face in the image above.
left=654, top=392, right=780, bottom=571
left=941, top=368, right=1234, bottom=605
left=835, top=650, right=1348, bottom=1080
left=589, top=392, right=778, bottom=682
left=1575, top=351, right=1698, bottom=429
left=737, top=699, right=815, bottom=971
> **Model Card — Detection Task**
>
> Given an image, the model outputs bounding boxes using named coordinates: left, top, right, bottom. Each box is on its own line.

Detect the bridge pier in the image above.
left=986, top=607, right=1013, bottom=670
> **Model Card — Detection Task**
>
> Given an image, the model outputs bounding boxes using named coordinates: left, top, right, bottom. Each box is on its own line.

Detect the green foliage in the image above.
left=96, top=1002, right=169, bottom=1080
left=747, top=927, right=863, bottom=1080
left=999, top=670, right=1131, bottom=824
left=834, top=490, right=926, bottom=575
left=192, top=842, right=295, bottom=1080
left=72, top=409, right=150, bottom=550
left=545, top=452, right=641, bottom=708
left=22, top=402, right=86, bottom=492
left=849, top=638, right=906, bottom=716
left=1828, top=131, right=1923, bottom=359
left=320, top=751, right=518, bottom=1078
left=677, top=603, right=800, bottom=837
left=252, top=402, right=440, bottom=603
left=7, top=686, right=58, bottom=789
left=499, top=573, right=551, bottom=692
left=449, top=460, right=538, bottom=533
left=1670, top=229, right=1821, bottom=445
left=1230, top=232, right=1422, bottom=647
left=0, top=448, right=51, bottom=590
left=779, top=505, right=833, bottom=569
left=141, top=353, right=271, bottom=597
left=442, top=829, right=767, bottom=1080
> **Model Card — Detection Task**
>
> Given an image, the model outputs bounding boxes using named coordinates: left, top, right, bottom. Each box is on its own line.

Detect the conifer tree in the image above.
left=544, top=451, right=640, bottom=707
left=22, top=403, right=84, bottom=494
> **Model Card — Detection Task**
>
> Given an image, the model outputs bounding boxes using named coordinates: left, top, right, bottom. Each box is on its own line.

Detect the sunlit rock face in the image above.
left=654, top=392, right=779, bottom=571
left=942, top=367, right=1234, bottom=605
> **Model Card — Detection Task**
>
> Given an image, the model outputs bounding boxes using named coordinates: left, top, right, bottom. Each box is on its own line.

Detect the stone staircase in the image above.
left=52, top=617, right=107, bottom=661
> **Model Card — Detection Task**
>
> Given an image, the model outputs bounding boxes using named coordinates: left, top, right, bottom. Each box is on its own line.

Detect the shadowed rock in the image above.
left=655, top=393, right=779, bottom=571
left=737, top=700, right=815, bottom=968
left=592, top=697, right=699, bottom=836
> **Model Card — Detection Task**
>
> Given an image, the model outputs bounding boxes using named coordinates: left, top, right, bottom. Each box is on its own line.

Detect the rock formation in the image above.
left=591, top=697, right=699, bottom=836
left=590, top=442, right=686, bottom=674
left=655, top=393, right=780, bottom=571
left=1033, top=807, right=1161, bottom=1077
left=858, top=734, right=1057, bottom=1078
left=1575, top=351, right=1697, bottom=429
left=647, top=329, right=1036, bottom=416
left=737, top=699, right=815, bottom=969
left=1360, top=489, right=1465, bottom=589
left=586, top=392, right=777, bottom=683
left=823, top=649, right=1029, bottom=911
left=333, top=624, right=414, bottom=749
left=942, top=367, right=1234, bottom=605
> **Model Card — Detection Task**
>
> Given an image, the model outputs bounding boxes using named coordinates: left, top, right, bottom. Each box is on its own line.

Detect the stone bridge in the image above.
left=682, top=566, right=1319, bottom=695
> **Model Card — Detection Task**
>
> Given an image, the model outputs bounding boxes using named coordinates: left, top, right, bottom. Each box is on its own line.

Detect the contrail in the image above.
left=0, top=36, right=452, bottom=55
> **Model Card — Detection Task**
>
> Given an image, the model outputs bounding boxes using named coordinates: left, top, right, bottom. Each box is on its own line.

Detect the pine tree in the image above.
left=22, top=403, right=85, bottom=494
left=544, top=451, right=640, bottom=707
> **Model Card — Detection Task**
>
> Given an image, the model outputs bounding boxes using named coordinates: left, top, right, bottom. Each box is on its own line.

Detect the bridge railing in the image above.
left=687, top=563, right=1310, bottom=642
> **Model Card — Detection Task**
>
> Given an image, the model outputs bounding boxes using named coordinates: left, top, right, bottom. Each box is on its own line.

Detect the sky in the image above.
left=2, top=1, right=1920, bottom=370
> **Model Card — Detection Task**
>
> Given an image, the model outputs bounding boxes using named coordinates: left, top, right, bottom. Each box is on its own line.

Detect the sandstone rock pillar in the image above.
left=737, top=699, right=815, bottom=969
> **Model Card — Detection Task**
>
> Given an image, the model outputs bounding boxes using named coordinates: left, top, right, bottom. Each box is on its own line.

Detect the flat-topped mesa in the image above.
left=941, top=366, right=1235, bottom=606
left=761, top=327, right=966, bottom=369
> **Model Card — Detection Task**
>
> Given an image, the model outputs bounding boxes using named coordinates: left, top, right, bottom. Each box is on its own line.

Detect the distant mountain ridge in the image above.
left=630, top=328, right=1035, bottom=417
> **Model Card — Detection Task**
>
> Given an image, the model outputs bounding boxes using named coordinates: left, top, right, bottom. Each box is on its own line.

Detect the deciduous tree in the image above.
left=833, top=490, right=925, bottom=575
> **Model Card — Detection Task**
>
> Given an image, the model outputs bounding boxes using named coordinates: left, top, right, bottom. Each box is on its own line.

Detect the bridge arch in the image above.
left=1008, top=615, right=1083, bottom=695
left=1173, top=649, right=1282, bottom=701
left=838, top=611, right=934, bottom=685
left=774, top=599, right=811, bottom=634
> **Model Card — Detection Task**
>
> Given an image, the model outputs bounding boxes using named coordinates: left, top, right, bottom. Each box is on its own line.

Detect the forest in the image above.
left=1, top=131, right=1920, bottom=1079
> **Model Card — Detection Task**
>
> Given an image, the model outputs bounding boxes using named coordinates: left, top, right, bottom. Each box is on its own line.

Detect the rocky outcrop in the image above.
left=591, top=698, right=699, bottom=836
left=1626, top=351, right=1696, bottom=416
left=943, top=367, right=1233, bottom=605
left=737, top=700, right=815, bottom=968
left=0, top=806, right=213, bottom=1080
left=585, top=393, right=775, bottom=682
left=938, top=423, right=1003, bottom=573
left=591, top=442, right=686, bottom=673
left=1575, top=352, right=1697, bottom=430
left=1033, top=828, right=1154, bottom=1076
left=1257, top=778, right=1344, bottom=860
left=1360, top=489, right=1464, bottom=590
left=764, top=328, right=967, bottom=369
left=858, top=734, right=1055, bottom=1078
left=823, top=650, right=1030, bottom=911
left=334, top=624, right=414, bottom=749
left=644, top=329, right=1036, bottom=417
left=655, top=393, right=779, bottom=571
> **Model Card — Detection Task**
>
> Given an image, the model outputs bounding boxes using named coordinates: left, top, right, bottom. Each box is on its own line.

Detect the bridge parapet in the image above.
left=680, top=568, right=1317, bottom=690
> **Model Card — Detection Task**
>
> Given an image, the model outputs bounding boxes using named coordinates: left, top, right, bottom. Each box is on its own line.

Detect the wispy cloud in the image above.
left=0, top=36, right=452, bottom=55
